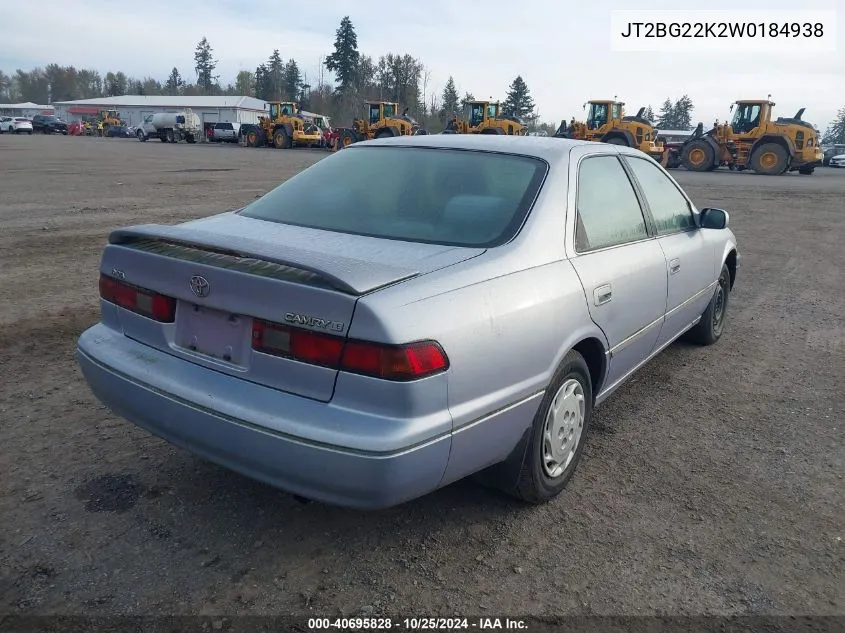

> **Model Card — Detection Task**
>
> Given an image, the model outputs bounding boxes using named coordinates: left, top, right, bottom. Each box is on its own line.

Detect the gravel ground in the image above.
left=0, top=134, right=842, bottom=623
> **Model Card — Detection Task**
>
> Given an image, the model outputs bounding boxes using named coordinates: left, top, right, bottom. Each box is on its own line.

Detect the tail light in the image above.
left=252, top=318, right=448, bottom=381
left=99, top=273, right=176, bottom=323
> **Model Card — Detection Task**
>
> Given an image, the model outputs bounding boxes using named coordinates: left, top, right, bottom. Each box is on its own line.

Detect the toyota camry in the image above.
left=76, top=134, right=739, bottom=509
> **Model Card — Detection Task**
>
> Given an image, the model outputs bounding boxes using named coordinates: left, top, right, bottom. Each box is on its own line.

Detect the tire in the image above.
left=273, top=128, right=289, bottom=149
left=684, top=263, right=731, bottom=346
left=166, top=130, right=175, bottom=143
left=750, top=142, right=788, bottom=175
left=510, top=349, right=593, bottom=504
left=681, top=139, right=716, bottom=172
left=336, top=130, right=357, bottom=150
left=374, top=128, right=392, bottom=139
left=137, top=130, right=146, bottom=142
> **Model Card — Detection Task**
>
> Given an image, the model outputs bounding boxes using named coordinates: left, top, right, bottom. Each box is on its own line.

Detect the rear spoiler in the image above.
left=108, top=223, right=421, bottom=296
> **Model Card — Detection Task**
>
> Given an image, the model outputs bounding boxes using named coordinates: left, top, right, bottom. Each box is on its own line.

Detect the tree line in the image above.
left=0, top=18, right=537, bottom=132
left=2, top=16, right=843, bottom=140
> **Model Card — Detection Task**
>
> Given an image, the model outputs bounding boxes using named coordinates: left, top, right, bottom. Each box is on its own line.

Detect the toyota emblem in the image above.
left=189, top=275, right=210, bottom=298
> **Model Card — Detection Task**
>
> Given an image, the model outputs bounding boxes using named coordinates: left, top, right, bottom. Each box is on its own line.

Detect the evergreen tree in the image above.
left=459, top=91, right=475, bottom=112
left=266, top=50, right=284, bottom=101
left=440, top=76, right=459, bottom=118
left=283, top=59, right=302, bottom=101
left=193, top=37, right=218, bottom=94
left=324, top=16, right=360, bottom=94
left=502, top=75, right=535, bottom=118
left=164, top=67, right=183, bottom=95
left=254, top=64, right=270, bottom=100
left=656, top=98, right=675, bottom=128
left=673, top=94, right=694, bottom=130
left=821, top=106, right=845, bottom=144
left=643, top=105, right=655, bottom=122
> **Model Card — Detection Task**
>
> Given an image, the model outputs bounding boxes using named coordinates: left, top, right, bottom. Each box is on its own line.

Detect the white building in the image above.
left=0, top=102, right=54, bottom=117
left=51, top=95, right=269, bottom=128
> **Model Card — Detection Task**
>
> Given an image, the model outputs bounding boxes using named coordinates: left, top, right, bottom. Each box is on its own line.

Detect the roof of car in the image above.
left=361, top=133, right=592, bottom=161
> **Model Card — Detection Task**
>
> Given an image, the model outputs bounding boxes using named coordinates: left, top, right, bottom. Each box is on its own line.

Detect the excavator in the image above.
left=674, top=98, right=824, bottom=175
left=333, top=101, right=427, bottom=149
left=442, top=100, right=527, bottom=136
left=241, top=101, right=323, bottom=149
left=554, top=99, right=669, bottom=165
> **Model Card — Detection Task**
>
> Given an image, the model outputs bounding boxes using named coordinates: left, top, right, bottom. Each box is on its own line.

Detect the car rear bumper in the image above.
left=76, top=323, right=453, bottom=509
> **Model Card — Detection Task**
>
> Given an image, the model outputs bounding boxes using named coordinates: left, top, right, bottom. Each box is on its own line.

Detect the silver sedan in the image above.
left=76, top=134, right=739, bottom=509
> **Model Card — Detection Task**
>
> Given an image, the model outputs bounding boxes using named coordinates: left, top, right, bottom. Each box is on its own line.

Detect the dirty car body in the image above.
left=77, top=135, right=739, bottom=509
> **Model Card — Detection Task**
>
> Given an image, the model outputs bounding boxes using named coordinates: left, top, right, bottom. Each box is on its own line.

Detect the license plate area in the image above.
left=174, top=302, right=251, bottom=366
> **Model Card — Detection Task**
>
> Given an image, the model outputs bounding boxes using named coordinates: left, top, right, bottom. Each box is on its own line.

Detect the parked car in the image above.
left=31, top=115, right=68, bottom=134
left=829, top=153, right=845, bottom=168
left=0, top=116, right=33, bottom=134
left=210, top=122, right=241, bottom=142
left=76, top=135, right=739, bottom=510
left=105, top=125, right=133, bottom=138
left=822, top=144, right=845, bottom=166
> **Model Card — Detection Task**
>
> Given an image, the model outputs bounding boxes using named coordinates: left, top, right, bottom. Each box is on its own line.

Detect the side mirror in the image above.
left=700, top=207, right=729, bottom=230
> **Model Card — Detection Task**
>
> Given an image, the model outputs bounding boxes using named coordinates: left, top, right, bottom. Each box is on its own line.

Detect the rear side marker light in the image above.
left=251, top=318, right=449, bottom=381
left=99, top=274, right=176, bottom=323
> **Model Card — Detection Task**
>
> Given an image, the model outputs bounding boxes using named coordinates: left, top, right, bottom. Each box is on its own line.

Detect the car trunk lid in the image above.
left=99, top=212, right=484, bottom=401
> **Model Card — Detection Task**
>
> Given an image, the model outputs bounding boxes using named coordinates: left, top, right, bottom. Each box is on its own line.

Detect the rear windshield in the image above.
left=239, top=146, right=547, bottom=247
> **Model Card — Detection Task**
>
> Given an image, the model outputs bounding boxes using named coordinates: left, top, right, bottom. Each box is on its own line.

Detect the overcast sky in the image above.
left=1, top=0, right=842, bottom=129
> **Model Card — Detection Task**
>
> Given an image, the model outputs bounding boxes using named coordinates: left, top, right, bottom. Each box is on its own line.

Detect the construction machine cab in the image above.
left=730, top=100, right=772, bottom=134
left=269, top=102, right=301, bottom=119
left=468, top=101, right=503, bottom=128
left=367, top=101, right=399, bottom=125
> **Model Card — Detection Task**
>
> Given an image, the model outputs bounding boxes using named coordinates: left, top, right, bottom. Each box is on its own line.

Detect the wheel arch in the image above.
left=752, top=134, right=795, bottom=158
left=602, top=129, right=636, bottom=147
left=724, top=248, right=738, bottom=290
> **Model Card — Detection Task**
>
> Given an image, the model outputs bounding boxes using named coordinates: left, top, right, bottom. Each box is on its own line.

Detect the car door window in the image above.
left=625, top=157, right=696, bottom=234
left=575, top=155, right=649, bottom=252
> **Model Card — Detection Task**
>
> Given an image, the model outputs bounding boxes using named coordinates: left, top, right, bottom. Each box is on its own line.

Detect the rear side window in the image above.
left=575, top=155, right=648, bottom=252
left=624, top=156, right=695, bottom=234
left=240, top=146, right=548, bottom=247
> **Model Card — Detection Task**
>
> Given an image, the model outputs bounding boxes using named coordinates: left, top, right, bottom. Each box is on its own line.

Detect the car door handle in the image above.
left=669, top=258, right=681, bottom=275
left=594, top=284, right=612, bottom=305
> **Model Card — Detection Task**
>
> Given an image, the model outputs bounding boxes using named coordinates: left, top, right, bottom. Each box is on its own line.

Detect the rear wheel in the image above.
left=750, top=142, right=789, bottom=175
left=166, top=130, right=175, bottom=143
left=336, top=130, right=357, bottom=150
left=684, top=264, right=731, bottom=345
left=374, top=128, right=392, bottom=139
left=510, top=350, right=593, bottom=504
left=681, top=139, right=716, bottom=171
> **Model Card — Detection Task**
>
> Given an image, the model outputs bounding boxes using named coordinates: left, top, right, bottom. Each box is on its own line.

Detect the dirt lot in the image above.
left=0, top=135, right=842, bottom=622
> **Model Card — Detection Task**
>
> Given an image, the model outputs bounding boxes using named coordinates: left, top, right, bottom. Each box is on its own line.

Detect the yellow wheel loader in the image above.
left=442, top=100, right=527, bottom=136
left=333, top=101, right=428, bottom=150
left=676, top=99, right=824, bottom=175
left=240, top=102, right=323, bottom=149
left=554, top=99, right=669, bottom=164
